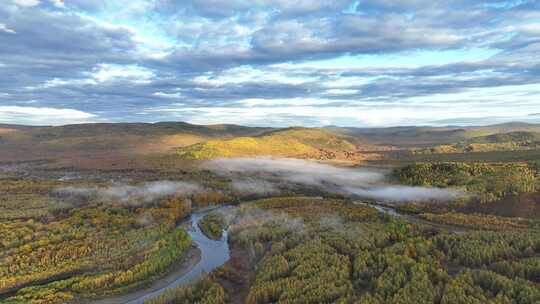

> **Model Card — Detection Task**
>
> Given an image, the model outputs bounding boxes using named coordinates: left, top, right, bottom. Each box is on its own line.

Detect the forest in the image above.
left=137, top=197, right=540, bottom=304
left=0, top=177, right=228, bottom=303
left=394, top=162, right=540, bottom=203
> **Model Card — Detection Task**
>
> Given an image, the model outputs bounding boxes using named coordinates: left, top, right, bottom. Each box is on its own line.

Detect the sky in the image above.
left=0, top=0, right=539, bottom=127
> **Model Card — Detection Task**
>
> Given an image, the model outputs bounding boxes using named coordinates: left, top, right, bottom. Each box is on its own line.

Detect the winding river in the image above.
left=90, top=207, right=231, bottom=304
left=131, top=208, right=231, bottom=304
left=91, top=200, right=467, bottom=303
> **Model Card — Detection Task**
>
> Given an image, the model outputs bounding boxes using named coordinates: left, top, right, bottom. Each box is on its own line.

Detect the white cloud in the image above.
left=24, top=78, right=89, bottom=90
left=324, top=89, right=358, bottom=95
left=1, top=0, right=539, bottom=127
left=238, top=98, right=335, bottom=107
left=148, top=86, right=540, bottom=127
left=194, top=66, right=314, bottom=86
left=153, top=91, right=183, bottom=99
left=90, top=64, right=155, bottom=83
left=26, top=64, right=156, bottom=90
left=0, top=106, right=97, bottom=126
left=13, top=0, right=40, bottom=7
left=49, top=0, right=64, bottom=8
left=0, top=23, right=16, bottom=34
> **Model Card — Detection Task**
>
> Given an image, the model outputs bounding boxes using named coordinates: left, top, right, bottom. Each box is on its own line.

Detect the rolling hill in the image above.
left=2, top=121, right=540, bottom=168
left=332, top=122, right=540, bottom=147
left=467, top=131, right=540, bottom=144
left=413, top=131, right=540, bottom=155
left=176, top=127, right=361, bottom=160
left=0, top=122, right=272, bottom=168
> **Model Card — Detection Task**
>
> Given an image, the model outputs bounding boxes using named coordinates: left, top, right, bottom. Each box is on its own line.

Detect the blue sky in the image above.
left=0, top=0, right=539, bottom=127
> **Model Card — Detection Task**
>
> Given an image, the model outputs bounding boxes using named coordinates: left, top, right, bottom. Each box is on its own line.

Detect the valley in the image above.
left=1, top=121, right=540, bottom=304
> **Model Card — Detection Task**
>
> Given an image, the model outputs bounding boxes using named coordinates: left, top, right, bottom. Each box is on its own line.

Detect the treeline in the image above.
left=395, top=162, right=540, bottom=203
left=414, top=142, right=540, bottom=154
left=252, top=196, right=380, bottom=222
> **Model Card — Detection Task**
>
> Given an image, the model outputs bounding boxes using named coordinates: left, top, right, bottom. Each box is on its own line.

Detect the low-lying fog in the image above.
left=56, top=181, right=201, bottom=206
left=53, top=157, right=465, bottom=206
left=203, top=157, right=466, bottom=203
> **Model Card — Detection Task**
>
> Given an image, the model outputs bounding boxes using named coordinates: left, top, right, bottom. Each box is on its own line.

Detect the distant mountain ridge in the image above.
left=467, top=131, right=540, bottom=144
left=329, top=122, right=540, bottom=146
left=1, top=121, right=540, bottom=164
left=0, top=121, right=272, bottom=163
left=0, top=122, right=272, bottom=138
left=412, top=130, right=540, bottom=155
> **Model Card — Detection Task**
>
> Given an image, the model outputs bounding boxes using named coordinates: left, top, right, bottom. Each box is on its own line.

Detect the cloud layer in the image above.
left=1, top=0, right=539, bottom=126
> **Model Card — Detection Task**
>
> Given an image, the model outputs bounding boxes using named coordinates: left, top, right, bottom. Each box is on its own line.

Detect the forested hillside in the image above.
left=176, top=128, right=362, bottom=161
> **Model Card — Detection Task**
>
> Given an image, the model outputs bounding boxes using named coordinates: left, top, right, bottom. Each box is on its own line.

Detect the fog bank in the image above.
left=56, top=181, right=201, bottom=205
left=203, top=157, right=467, bottom=203
left=203, top=157, right=385, bottom=188
left=345, top=186, right=465, bottom=202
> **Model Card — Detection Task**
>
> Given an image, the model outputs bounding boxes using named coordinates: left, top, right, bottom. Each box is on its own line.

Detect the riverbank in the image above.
left=81, top=245, right=202, bottom=304
left=355, top=200, right=469, bottom=233
left=84, top=198, right=470, bottom=304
